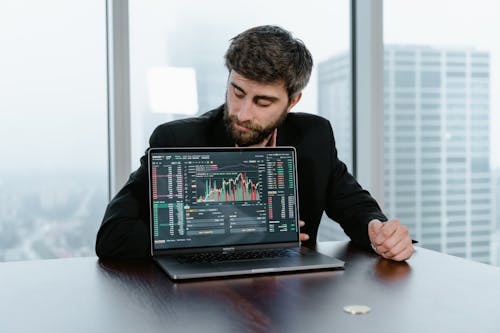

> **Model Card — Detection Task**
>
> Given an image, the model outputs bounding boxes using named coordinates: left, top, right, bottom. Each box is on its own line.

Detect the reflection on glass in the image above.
left=147, top=67, right=199, bottom=116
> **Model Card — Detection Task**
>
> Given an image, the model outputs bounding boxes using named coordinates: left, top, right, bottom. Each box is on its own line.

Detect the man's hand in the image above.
left=299, top=220, right=309, bottom=242
left=368, top=219, right=414, bottom=261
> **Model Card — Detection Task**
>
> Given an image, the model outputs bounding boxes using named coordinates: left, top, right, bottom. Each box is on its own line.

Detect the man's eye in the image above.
left=256, top=98, right=272, bottom=107
left=257, top=101, right=272, bottom=107
left=234, top=88, right=245, bottom=98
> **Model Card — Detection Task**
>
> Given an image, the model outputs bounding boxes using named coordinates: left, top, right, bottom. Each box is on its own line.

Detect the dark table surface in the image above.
left=1, top=241, right=500, bottom=333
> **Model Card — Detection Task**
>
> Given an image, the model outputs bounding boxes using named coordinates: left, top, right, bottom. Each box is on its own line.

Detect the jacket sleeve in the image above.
left=323, top=121, right=387, bottom=250
left=95, top=126, right=170, bottom=259
left=95, top=155, right=151, bottom=259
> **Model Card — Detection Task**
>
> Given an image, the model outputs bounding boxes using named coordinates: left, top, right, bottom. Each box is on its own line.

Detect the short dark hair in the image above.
left=224, top=25, right=313, bottom=100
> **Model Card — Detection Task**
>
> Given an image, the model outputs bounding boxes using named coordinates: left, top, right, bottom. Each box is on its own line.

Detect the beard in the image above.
left=223, top=104, right=288, bottom=146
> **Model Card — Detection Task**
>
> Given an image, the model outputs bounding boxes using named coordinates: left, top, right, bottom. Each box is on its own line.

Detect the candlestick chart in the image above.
left=196, top=172, right=261, bottom=203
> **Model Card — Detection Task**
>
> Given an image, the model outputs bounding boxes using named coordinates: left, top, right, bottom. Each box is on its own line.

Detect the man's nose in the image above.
left=237, top=99, right=254, bottom=122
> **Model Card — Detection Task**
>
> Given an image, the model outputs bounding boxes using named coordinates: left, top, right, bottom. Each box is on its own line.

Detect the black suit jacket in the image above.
left=96, top=105, right=387, bottom=258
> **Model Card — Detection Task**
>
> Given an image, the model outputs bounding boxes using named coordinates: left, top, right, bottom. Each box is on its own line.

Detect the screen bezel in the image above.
left=147, top=146, right=300, bottom=256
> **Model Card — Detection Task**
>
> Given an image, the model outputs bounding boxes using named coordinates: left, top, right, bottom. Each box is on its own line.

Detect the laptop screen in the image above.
left=148, top=147, right=299, bottom=251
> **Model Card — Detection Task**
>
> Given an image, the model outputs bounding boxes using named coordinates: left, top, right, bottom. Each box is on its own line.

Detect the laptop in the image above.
left=148, top=146, right=344, bottom=280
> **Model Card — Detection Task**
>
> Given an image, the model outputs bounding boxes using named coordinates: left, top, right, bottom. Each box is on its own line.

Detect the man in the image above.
left=96, top=25, right=414, bottom=261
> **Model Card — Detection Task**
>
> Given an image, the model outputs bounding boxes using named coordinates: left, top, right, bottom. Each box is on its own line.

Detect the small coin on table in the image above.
left=343, top=305, right=371, bottom=315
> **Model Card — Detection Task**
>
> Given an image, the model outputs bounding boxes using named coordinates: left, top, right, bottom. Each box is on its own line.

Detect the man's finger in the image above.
left=378, top=224, right=412, bottom=259
left=374, top=220, right=399, bottom=245
left=379, top=235, right=409, bottom=258
left=368, top=219, right=383, bottom=244
left=266, top=129, right=277, bottom=147
left=389, top=243, right=414, bottom=261
left=298, top=220, right=309, bottom=241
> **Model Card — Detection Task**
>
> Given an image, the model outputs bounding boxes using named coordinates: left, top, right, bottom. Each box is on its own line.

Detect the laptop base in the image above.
left=155, top=247, right=344, bottom=280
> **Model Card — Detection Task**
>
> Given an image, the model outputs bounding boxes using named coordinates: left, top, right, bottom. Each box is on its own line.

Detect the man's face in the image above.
left=224, top=70, right=300, bottom=146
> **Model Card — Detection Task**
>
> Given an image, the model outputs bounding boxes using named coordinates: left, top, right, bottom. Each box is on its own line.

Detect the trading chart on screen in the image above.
left=149, top=148, right=298, bottom=249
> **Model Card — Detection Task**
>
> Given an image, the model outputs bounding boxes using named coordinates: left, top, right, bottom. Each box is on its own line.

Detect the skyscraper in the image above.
left=319, top=46, right=493, bottom=263
left=491, top=169, right=500, bottom=265
left=316, top=52, right=352, bottom=242
left=317, top=52, right=353, bottom=173
left=384, top=46, right=492, bottom=263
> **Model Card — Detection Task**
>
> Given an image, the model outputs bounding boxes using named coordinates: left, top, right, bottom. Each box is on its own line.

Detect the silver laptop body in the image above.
left=148, top=147, right=344, bottom=280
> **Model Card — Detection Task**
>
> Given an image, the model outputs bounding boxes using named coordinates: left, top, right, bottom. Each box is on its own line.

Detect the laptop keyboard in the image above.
left=176, top=249, right=292, bottom=264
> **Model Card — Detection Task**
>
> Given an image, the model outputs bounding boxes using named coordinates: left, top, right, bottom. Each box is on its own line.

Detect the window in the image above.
left=384, top=0, right=499, bottom=265
left=129, top=0, right=352, bottom=242
left=128, top=0, right=351, bottom=169
left=0, top=1, right=108, bottom=261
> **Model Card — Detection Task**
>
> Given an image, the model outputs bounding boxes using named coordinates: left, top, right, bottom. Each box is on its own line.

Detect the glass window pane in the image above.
left=129, top=0, right=351, bottom=170
left=129, top=0, right=352, bottom=242
left=0, top=1, right=108, bottom=261
left=384, top=0, right=498, bottom=265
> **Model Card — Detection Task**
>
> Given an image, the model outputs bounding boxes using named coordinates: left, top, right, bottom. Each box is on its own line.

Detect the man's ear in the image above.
left=287, top=92, right=302, bottom=112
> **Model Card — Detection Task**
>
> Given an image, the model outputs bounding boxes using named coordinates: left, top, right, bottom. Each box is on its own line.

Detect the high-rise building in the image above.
left=319, top=46, right=493, bottom=263
left=316, top=52, right=352, bottom=242
left=494, top=169, right=500, bottom=231
left=491, top=169, right=500, bottom=265
left=317, top=52, right=353, bottom=173
left=384, top=46, right=492, bottom=263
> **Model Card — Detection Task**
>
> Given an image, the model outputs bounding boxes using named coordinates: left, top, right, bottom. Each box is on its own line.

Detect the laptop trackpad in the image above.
left=213, top=259, right=290, bottom=273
